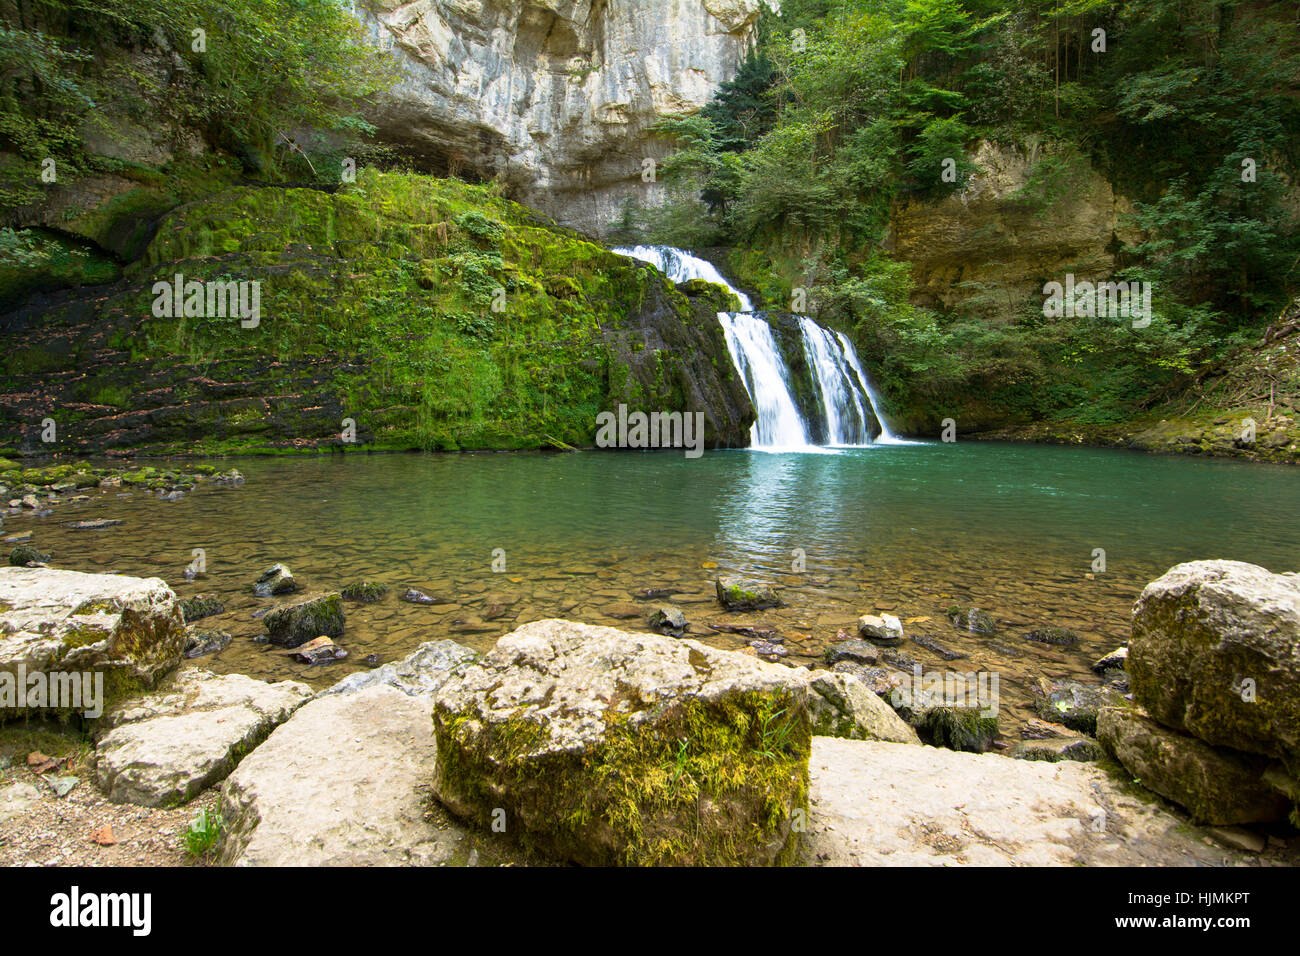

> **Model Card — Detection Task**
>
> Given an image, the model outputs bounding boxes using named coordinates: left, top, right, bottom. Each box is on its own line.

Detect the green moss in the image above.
left=433, top=690, right=810, bottom=866
left=914, top=707, right=999, bottom=753
left=340, top=581, right=388, bottom=603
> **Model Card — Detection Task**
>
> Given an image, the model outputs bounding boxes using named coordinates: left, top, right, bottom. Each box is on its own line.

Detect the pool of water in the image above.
left=8, top=441, right=1297, bottom=728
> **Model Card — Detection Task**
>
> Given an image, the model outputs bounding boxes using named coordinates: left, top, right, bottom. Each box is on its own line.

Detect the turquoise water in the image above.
left=11, top=441, right=1297, bottom=722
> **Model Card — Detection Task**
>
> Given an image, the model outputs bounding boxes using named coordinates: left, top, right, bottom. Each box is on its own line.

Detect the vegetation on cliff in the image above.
left=642, top=0, right=1300, bottom=440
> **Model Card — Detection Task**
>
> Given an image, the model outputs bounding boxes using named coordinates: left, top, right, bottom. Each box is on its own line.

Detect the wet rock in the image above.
left=1129, top=560, right=1300, bottom=762
left=291, top=636, right=347, bottom=665
left=646, top=604, right=687, bottom=636
left=1022, top=718, right=1079, bottom=740
left=1206, top=826, right=1266, bottom=854
left=1032, top=679, right=1121, bottom=735
left=632, top=587, right=677, bottom=601
left=714, top=576, right=781, bottom=611
left=341, top=581, right=388, bottom=603
left=911, top=707, right=1000, bottom=754
left=400, top=588, right=443, bottom=606
left=95, top=669, right=312, bottom=808
left=831, top=661, right=908, bottom=697
left=801, top=670, right=919, bottom=744
left=184, top=629, right=232, bottom=659
left=858, top=613, right=903, bottom=645
left=947, top=605, right=997, bottom=636
left=322, top=639, right=477, bottom=698
left=8, top=544, right=49, bottom=567
left=749, top=639, right=787, bottom=661
left=158, top=490, right=185, bottom=502
left=823, top=639, right=880, bottom=666
left=1091, top=646, right=1128, bottom=673
left=1025, top=626, right=1080, bottom=647
left=253, top=563, right=297, bottom=597
left=1097, top=705, right=1288, bottom=825
left=262, top=593, right=345, bottom=648
left=431, top=619, right=810, bottom=866
left=0, top=567, right=186, bottom=709
left=178, top=593, right=224, bottom=623
left=910, top=634, right=966, bottom=660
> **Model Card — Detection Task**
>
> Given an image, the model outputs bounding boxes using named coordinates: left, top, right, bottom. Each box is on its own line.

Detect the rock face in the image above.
left=1129, top=560, right=1300, bottom=762
left=94, top=669, right=312, bottom=808
left=358, top=0, right=769, bottom=236
left=431, top=619, right=810, bottom=866
left=0, top=568, right=186, bottom=710
left=1096, top=706, right=1288, bottom=825
left=220, top=685, right=492, bottom=866
left=802, top=737, right=1258, bottom=866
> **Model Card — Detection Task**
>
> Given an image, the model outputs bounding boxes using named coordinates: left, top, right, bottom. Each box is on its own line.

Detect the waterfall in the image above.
left=614, top=245, right=895, bottom=449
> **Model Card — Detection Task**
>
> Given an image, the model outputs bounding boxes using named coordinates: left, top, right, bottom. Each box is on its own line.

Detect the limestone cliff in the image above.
left=357, top=0, right=771, bottom=237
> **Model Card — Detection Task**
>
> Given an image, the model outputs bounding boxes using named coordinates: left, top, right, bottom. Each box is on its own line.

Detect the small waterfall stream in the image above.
left=613, top=245, right=896, bottom=449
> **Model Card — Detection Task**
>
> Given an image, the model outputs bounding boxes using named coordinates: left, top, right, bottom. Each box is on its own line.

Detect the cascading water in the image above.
left=614, top=245, right=897, bottom=449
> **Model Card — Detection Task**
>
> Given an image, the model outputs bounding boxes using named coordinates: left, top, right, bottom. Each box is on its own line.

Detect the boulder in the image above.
left=95, top=669, right=312, bottom=807
left=714, top=576, right=781, bottom=611
left=1091, top=646, right=1128, bottom=673
left=0, top=567, right=186, bottom=711
left=262, top=593, right=344, bottom=648
left=1129, top=560, right=1300, bottom=762
left=431, top=619, right=810, bottom=866
left=322, top=639, right=477, bottom=698
left=183, top=628, right=231, bottom=659
left=178, top=593, right=224, bottom=623
left=340, top=581, right=388, bottom=603
left=1097, top=705, right=1288, bottom=825
left=646, top=604, right=687, bottom=636
left=8, top=544, right=49, bottom=567
left=252, top=563, right=297, bottom=597
left=858, top=613, right=904, bottom=645
left=824, top=638, right=881, bottom=666
left=800, top=670, right=919, bottom=744
left=220, top=685, right=499, bottom=866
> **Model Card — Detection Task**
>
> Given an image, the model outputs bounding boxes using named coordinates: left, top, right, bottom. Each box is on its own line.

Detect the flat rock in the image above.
left=95, top=669, right=312, bottom=808
left=219, top=685, right=495, bottom=866
left=802, top=737, right=1254, bottom=866
left=321, top=639, right=477, bottom=698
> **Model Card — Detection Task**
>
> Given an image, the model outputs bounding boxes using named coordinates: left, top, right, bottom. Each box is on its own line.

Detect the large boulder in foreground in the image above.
left=1129, top=560, right=1300, bottom=762
left=0, top=567, right=186, bottom=711
left=431, top=619, right=811, bottom=866
left=1096, top=705, right=1288, bottom=825
left=95, top=669, right=312, bottom=807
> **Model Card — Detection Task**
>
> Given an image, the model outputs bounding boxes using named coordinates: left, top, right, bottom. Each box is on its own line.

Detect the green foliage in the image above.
left=184, top=808, right=223, bottom=859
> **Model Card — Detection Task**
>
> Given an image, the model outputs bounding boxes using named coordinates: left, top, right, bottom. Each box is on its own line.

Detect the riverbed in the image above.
left=8, top=441, right=1297, bottom=727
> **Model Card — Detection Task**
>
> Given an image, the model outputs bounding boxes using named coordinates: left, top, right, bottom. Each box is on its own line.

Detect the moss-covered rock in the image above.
left=262, top=593, right=345, bottom=649
left=0, top=567, right=185, bottom=719
left=178, top=594, right=225, bottom=623
left=715, top=576, right=781, bottom=611
left=1129, top=560, right=1300, bottom=764
left=340, top=581, right=388, bottom=603
left=431, top=620, right=810, bottom=866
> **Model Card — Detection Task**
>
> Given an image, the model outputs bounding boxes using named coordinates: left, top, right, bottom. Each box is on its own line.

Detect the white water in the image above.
left=614, top=244, right=897, bottom=449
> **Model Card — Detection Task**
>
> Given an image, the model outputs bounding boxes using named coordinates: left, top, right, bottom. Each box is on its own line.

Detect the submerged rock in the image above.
left=1129, top=560, right=1300, bottom=763
left=8, top=543, right=49, bottom=567
left=95, top=669, right=312, bottom=808
left=262, top=593, right=345, bottom=648
left=909, top=634, right=966, bottom=660
left=252, top=563, right=297, bottom=598
left=431, top=619, right=810, bottom=866
left=1097, top=705, right=1288, bottom=825
left=1025, top=626, right=1080, bottom=647
left=340, top=581, right=388, bottom=603
left=64, top=518, right=123, bottom=531
left=400, top=588, right=443, bottom=606
left=178, top=593, right=224, bottom=623
left=947, top=605, right=997, bottom=636
left=714, top=576, right=781, bottom=611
